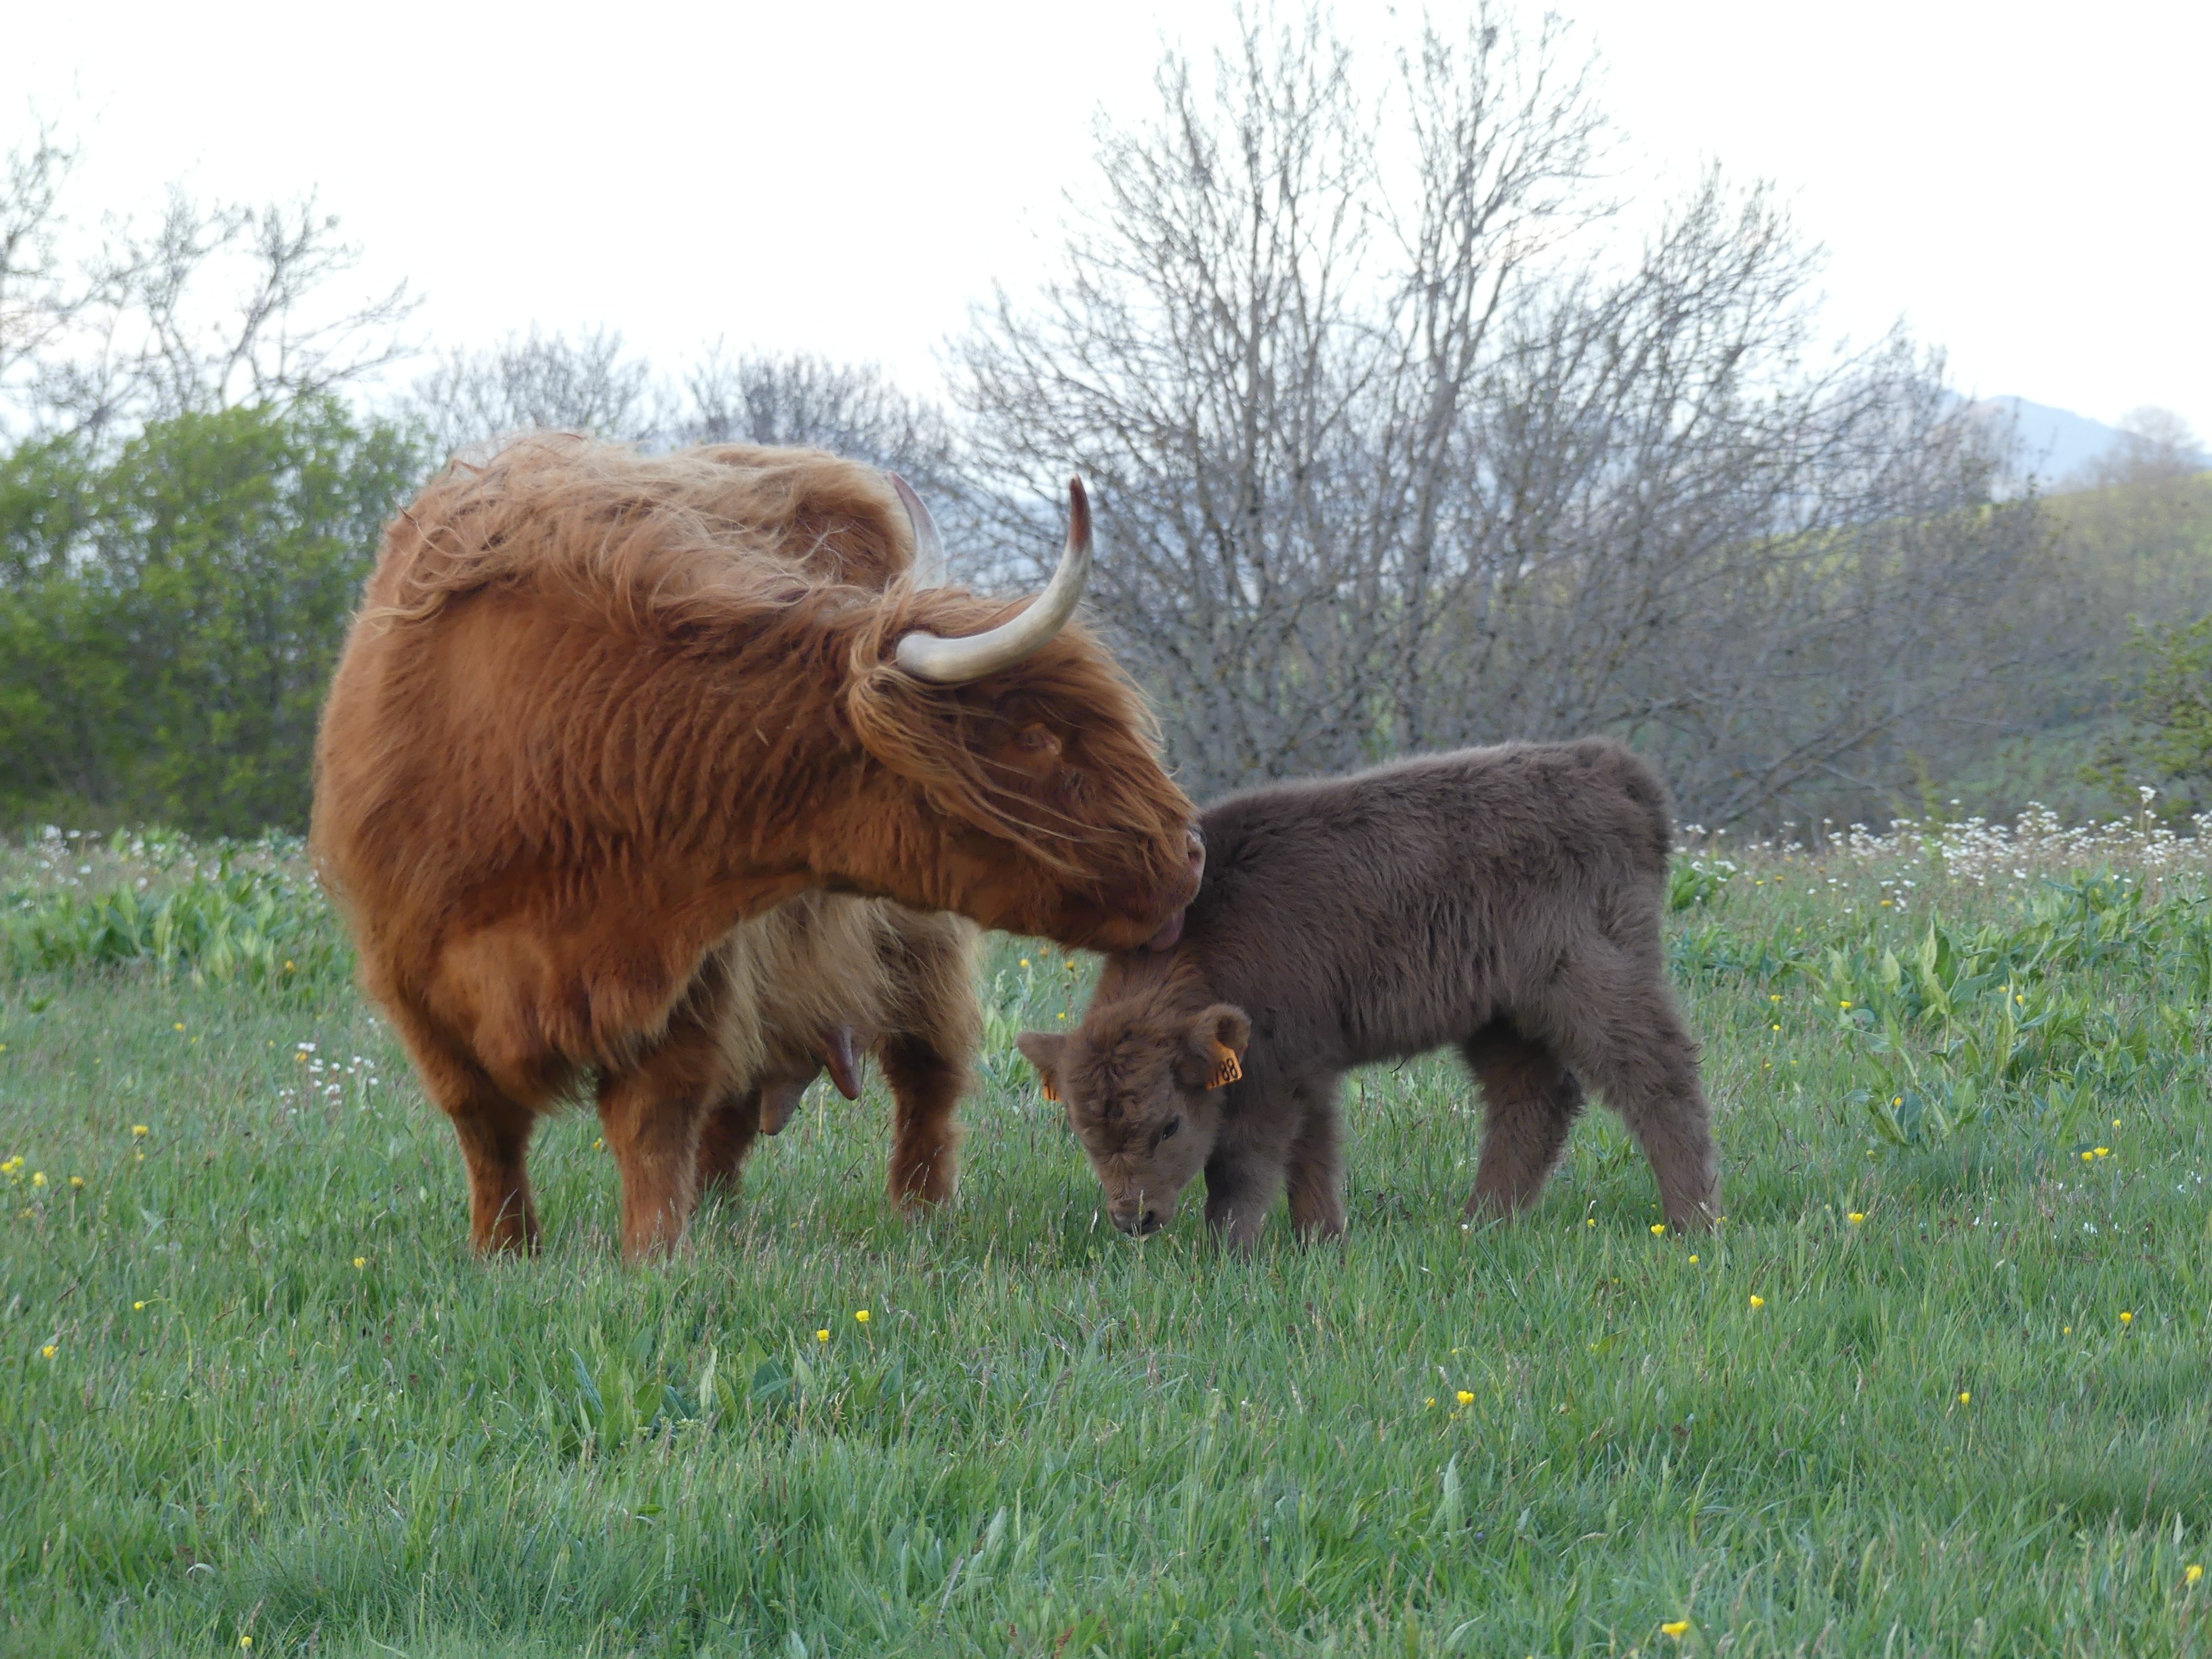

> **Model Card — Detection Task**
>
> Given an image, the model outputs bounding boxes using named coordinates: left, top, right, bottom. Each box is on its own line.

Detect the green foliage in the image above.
left=4, top=855, right=2211, bottom=1653
left=1, top=857, right=347, bottom=995
left=0, top=402, right=426, bottom=835
left=2088, top=611, right=2212, bottom=817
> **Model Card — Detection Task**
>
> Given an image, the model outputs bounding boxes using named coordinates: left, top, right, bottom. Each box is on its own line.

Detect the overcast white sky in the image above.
left=9, top=0, right=2209, bottom=436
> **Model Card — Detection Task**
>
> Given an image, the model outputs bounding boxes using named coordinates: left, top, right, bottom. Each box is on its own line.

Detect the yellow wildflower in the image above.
left=131, top=1125, right=148, bottom=1138
left=1957, top=1391, right=1970, bottom=1406
left=1847, top=1212, right=1866, bottom=1225
left=68, top=1176, right=84, bottom=1188
left=134, top=1301, right=146, bottom=1311
left=31, top=1172, right=45, bottom=1187
left=173, top=1023, right=184, bottom=1032
left=2093, top=1147, right=2110, bottom=1159
left=1688, top=1254, right=1698, bottom=1263
left=1586, top=1218, right=1596, bottom=1227
left=1456, top=1390, right=1475, bottom=1406
left=1662, top=1622, right=1690, bottom=1639
left=1839, top=1000, right=1851, bottom=1010
left=1749, top=1294, right=1765, bottom=1309
left=816, top=1328, right=830, bottom=1343
left=1425, top=1396, right=1437, bottom=1408
left=1651, top=1223, right=1666, bottom=1236
left=2188, top=1563, right=2204, bottom=1584
left=855, top=1309, right=870, bottom=1324
left=41, top=1344, right=57, bottom=1359
left=2120, top=1311, right=2133, bottom=1326
left=352, top=1257, right=367, bottom=1269
left=1019, top=958, right=1030, bottom=968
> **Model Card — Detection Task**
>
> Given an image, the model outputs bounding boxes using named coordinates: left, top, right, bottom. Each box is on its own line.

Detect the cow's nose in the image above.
left=1109, top=1202, right=1142, bottom=1233
left=1136, top=1208, right=1161, bottom=1235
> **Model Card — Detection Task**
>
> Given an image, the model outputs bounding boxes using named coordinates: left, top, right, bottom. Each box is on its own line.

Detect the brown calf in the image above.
left=1019, top=740, right=1718, bottom=1248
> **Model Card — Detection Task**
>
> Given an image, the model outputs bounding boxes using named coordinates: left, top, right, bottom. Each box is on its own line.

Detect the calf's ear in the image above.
left=1015, top=1031, right=1069, bottom=1103
left=1178, top=1004, right=1252, bottom=1090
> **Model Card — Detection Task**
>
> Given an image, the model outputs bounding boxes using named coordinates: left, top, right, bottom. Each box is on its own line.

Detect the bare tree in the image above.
left=674, top=346, right=952, bottom=470
left=2076, top=407, right=2209, bottom=489
left=407, top=325, right=659, bottom=458
left=0, top=118, right=85, bottom=398
left=18, top=182, right=415, bottom=438
left=960, top=5, right=2047, bottom=830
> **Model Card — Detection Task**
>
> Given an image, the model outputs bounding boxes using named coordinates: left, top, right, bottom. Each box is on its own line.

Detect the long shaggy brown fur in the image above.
left=312, top=436, right=1197, bottom=1261
left=1019, top=739, right=1719, bottom=1249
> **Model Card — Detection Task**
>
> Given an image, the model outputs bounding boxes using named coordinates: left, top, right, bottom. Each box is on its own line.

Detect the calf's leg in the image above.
left=1460, top=1020, right=1585, bottom=1218
left=1536, top=956, right=1719, bottom=1229
left=1204, top=1145, right=1288, bottom=1251
left=1284, top=1097, right=1346, bottom=1242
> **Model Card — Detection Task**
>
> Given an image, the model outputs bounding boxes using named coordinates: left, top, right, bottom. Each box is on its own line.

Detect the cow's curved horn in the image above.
left=894, top=478, right=1092, bottom=684
left=886, top=471, right=947, bottom=588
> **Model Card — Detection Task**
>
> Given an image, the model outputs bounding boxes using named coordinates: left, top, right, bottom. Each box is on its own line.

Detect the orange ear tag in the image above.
left=1040, top=1080, right=1060, bottom=1103
left=1206, top=1049, right=1243, bottom=1089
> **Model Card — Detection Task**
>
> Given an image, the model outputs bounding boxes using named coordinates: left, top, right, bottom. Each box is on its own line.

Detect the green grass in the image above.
left=3, top=827, right=2211, bottom=1656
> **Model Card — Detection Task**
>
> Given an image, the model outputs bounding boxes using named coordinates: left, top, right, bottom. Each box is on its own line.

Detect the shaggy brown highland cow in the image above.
left=691, top=892, right=981, bottom=1210
left=312, top=437, right=1200, bottom=1260
left=1019, top=739, right=1719, bottom=1248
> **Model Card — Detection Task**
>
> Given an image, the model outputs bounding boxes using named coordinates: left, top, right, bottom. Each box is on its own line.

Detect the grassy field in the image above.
left=3, top=819, right=2210, bottom=1656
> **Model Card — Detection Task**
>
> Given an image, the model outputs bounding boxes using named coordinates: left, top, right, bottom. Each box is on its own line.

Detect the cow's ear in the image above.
left=1015, top=1031, right=1069, bottom=1104
left=1177, top=1003, right=1251, bottom=1090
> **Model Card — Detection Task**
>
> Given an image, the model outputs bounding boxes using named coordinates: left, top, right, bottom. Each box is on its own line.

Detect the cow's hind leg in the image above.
left=878, top=915, right=982, bottom=1209
left=1535, top=960, right=1719, bottom=1229
left=878, top=1033, right=966, bottom=1208
left=388, top=1001, right=546, bottom=1256
left=451, top=1090, right=544, bottom=1255
left=1461, top=1019, right=1585, bottom=1220
left=695, top=1089, right=763, bottom=1195
left=598, top=1005, right=733, bottom=1263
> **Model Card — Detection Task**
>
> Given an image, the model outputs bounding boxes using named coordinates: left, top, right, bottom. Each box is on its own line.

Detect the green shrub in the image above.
left=1, top=859, right=348, bottom=994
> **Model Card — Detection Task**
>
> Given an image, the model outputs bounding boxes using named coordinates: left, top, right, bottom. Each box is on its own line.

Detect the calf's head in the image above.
left=1017, top=994, right=1250, bottom=1235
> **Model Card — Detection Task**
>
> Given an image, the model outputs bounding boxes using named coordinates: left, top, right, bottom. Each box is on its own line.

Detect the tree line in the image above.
left=3, top=7, right=2209, bottom=840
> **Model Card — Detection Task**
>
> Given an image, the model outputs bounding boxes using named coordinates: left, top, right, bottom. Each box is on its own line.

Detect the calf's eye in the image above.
left=1158, top=1117, right=1180, bottom=1142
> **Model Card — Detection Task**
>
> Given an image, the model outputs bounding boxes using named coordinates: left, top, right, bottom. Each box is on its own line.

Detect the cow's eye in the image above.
left=1157, top=1116, right=1180, bottom=1143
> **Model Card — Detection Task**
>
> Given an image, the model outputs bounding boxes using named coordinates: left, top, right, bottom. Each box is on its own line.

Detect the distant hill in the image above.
left=1965, top=396, right=2130, bottom=483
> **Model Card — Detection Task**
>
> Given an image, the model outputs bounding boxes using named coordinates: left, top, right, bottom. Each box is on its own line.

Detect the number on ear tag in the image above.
left=1206, top=1048, right=1243, bottom=1089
